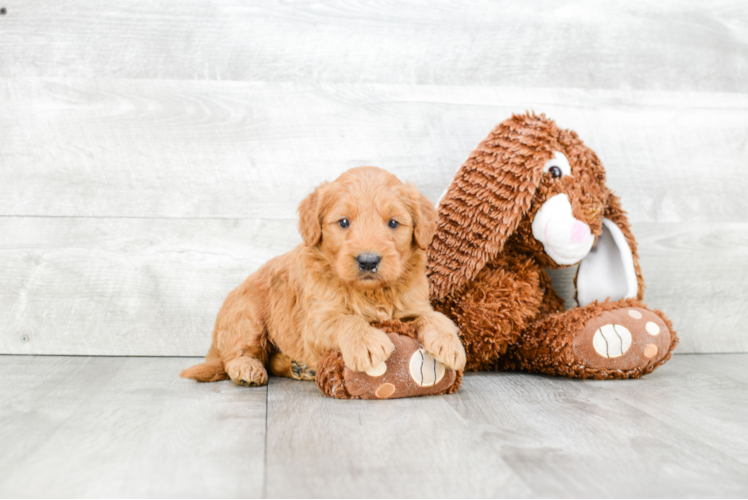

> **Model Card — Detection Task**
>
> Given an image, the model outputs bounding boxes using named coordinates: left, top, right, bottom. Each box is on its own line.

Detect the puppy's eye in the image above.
left=388, top=219, right=399, bottom=229
left=549, top=166, right=562, bottom=179
left=338, top=218, right=350, bottom=229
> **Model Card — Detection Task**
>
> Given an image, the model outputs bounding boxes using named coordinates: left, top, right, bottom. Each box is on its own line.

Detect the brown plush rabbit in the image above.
left=427, top=112, right=678, bottom=379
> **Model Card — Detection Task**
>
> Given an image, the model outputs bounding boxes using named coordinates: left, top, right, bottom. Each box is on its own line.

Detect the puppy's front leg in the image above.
left=416, top=311, right=466, bottom=371
left=335, top=316, right=395, bottom=373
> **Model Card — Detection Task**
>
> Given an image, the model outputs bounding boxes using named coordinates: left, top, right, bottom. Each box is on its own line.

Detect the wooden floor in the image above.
left=1, top=353, right=747, bottom=498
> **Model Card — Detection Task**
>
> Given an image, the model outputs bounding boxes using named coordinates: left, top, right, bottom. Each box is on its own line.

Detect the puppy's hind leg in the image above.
left=225, top=356, right=268, bottom=387
left=269, top=352, right=316, bottom=381
left=214, top=289, right=270, bottom=387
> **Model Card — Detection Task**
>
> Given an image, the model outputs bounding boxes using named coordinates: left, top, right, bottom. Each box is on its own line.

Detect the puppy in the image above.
left=181, top=166, right=465, bottom=387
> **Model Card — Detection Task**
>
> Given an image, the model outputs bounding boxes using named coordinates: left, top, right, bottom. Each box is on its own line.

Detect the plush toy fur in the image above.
left=427, top=112, right=678, bottom=379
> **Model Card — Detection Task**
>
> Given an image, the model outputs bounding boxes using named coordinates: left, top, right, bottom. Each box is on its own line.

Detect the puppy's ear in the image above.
left=297, top=182, right=330, bottom=246
left=427, top=113, right=552, bottom=300
left=403, top=184, right=438, bottom=250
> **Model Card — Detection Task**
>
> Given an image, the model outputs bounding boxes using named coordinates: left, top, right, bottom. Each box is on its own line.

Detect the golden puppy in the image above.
left=181, top=167, right=465, bottom=387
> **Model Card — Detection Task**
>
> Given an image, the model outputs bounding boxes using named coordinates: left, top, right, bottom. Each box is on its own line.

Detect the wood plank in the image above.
left=635, top=223, right=748, bottom=354
left=1, top=218, right=745, bottom=356
left=590, top=353, right=748, bottom=468
left=0, top=217, right=300, bottom=356
left=1, top=79, right=747, bottom=223
left=264, top=354, right=748, bottom=498
left=1, top=354, right=746, bottom=497
left=1, top=1, right=746, bottom=92
left=0, top=356, right=267, bottom=498
left=264, top=379, right=534, bottom=498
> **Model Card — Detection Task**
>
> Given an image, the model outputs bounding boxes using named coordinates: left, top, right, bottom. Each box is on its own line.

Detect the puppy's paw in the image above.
left=225, top=356, right=268, bottom=387
left=291, top=361, right=316, bottom=381
left=269, top=352, right=316, bottom=381
left=420, top=323, right=466, bottom=371
left=342, top=328, right=395, bottom=372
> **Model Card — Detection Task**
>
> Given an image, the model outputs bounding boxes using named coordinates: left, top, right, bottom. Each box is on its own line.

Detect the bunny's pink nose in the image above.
left=570, top=220, right=591, bottom=243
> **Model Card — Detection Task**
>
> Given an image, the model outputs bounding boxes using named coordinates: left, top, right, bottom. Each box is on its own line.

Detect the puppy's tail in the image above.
left=180, top=352, right=228, bottom=382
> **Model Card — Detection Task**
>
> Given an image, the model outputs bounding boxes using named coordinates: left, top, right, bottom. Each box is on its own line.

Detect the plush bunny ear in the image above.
left=576, top=192, right=645, bottom=306
left=427, top=114, right=552, bottom=300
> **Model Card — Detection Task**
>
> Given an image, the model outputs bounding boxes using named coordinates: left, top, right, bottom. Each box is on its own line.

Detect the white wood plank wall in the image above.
left=1, top=1, right=746, bottom=356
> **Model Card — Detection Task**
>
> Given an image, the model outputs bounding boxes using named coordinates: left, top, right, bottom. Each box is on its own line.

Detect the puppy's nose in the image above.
left=356, top=253, right=381, bottom=272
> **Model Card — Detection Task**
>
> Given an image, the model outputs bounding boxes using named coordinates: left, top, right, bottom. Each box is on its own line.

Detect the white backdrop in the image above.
left=1, top=1, right=746, bottom=355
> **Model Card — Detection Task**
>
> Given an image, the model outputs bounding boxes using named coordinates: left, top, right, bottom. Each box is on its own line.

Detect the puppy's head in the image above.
left=298, top=166, right=436, bottom=290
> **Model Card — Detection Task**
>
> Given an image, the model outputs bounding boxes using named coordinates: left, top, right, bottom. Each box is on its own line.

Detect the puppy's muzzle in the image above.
left=356, top=253, right=381, bottom=273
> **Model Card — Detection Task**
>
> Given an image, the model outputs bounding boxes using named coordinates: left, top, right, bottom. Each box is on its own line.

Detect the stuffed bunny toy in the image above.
left=427, top=112, right=678, bottom=379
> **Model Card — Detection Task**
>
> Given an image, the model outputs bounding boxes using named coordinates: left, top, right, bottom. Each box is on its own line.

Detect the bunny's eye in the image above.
left=338, top=218, right=350, bottom=229
left=543, top=151, right=572, bottom=179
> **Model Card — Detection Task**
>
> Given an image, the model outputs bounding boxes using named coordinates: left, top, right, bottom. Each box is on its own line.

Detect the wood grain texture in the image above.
left=265, top=376, right=533, bottom=498
left=264, top=354, right=748, bottom=498
left=1, top=1, right=746, bottom=92
left=635, top=223, right=748, bottom=354
left=1, top=354, right=746, bottom=497
left=0, top=1, right=746, bottom=358
left=1, top=218, right=745, bottom=356
left=1, top=79, right=747, bottom=224
left=0, top=217, right=301, bottom=356
left=0, top=356, right=266, bottom=498
left=608, top=353, right=748, bottom=468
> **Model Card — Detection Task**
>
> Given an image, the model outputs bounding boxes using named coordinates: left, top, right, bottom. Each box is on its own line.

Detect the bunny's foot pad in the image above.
left=574, top=306, right=674, bottom=374
left=316, top=332, right=462, bottom=400
left=510, top=299, right=678, bottom=379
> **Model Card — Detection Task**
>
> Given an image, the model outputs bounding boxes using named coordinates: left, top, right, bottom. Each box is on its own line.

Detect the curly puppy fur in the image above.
left=428, top=113, right=678, bottom=378
left=181, top=167, right=465, bottom=387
